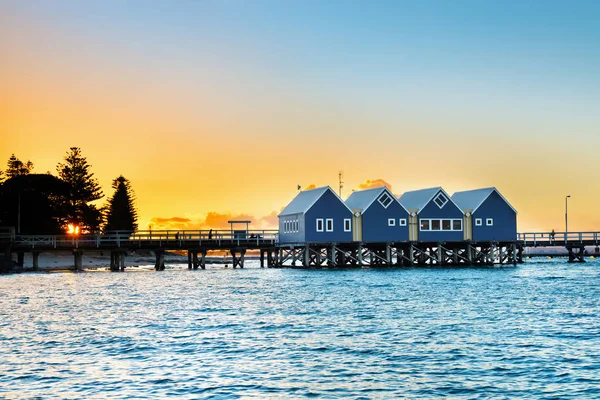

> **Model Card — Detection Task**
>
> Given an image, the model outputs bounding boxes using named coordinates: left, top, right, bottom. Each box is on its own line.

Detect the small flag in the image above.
left=297, top=184, right=301, bottom=191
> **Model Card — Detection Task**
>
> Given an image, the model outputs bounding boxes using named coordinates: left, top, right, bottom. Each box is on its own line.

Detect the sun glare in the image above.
left=66, top=224, right=80, bottom=235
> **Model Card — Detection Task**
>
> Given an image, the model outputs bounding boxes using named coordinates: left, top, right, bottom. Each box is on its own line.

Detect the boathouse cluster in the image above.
left=278, top=186, right=517, bottom=244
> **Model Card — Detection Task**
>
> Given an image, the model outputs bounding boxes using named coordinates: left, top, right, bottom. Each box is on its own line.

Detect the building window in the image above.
left=486, top=218, right=493, bottom=226
left=453, top=220, right=462, bottom=231
left=419, top=218, right=463, bottom=231
left=326, top=218, right=333, bottom=232
left=399, top=218, right=407, bottom=226
left=378, top=192, right=393, bottom=209
left=295, top=220, right=299, bottom=232
left=284, top=221, right=288, bottom=233
left=316, top=219, right=324, bottom=232
left=344, top=219, right=351, bottom=232
left=433, top=192, right=448, bottom=209
left=388, top=218, right=395, bottom=226
left=475, top=218, right=482, bottom=226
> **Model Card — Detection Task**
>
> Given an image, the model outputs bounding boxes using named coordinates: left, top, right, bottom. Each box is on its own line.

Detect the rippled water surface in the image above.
left=2, top=259, right=600, bottom=398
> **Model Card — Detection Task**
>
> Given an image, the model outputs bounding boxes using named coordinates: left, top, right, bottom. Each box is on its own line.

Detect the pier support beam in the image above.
left=17, top=252, right=24, bottom=268
left=187, top=251, right=193, bottom=269
left=110, top=251, right=120, bottom=271
left=32, top=252, right=40, bottom=271
left=155, top=251, right=165, bottom=271
left=119, top=252, right=126, bottom=271
left=230, top=249, right=246, bottom=268
left=73, top=250, right=83, bottom=271
left=260, top=250, right=265, bottom=268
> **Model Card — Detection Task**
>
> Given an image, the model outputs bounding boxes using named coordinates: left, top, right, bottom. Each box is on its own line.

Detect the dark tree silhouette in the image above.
left=104, top=175, right=138, bottom=232
left=0, top=174, right=70, bottom=234
left=56, top=147, right=104, bottom=232
left=5, top=154, right=33, bottom=178
left=0, top=170, right=4, bottom=184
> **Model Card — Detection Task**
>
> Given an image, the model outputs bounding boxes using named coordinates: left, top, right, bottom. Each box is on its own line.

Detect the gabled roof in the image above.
left=279, top=186, right=352, bottom=217
left=345, top=186, right=408, bottom=215
left=398, top=186, right=462, bottom=215
left=452, top=187, right=518, bottom=214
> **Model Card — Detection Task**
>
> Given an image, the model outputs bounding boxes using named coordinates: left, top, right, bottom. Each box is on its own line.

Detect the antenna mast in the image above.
left=338, top=171, right=344, bottom=198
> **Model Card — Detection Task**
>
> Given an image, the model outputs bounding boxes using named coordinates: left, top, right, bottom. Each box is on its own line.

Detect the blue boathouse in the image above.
left=398, top=187, right=464, bottom=242
left=345, top=186, right=409, bottom=243
left=278, top=186, right=353, bottom=244
left=452, top=187, right=517, bottom=242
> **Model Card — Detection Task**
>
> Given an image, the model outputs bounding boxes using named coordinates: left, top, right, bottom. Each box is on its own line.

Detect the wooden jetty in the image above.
left=3, top=226, right=599, bottom=272
left=0, top=227, right=279, bottom=272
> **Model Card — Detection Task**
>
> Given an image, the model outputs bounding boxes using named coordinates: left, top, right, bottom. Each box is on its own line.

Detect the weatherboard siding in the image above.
left=418, top=194, right=464, bottom=242
left=362, top=201, right=409, bottom=243
left=472, top=191, right=517, bottom=241
left=305, top=190, right=353, bottom=243
left=278, top=213, right=305, bottom=244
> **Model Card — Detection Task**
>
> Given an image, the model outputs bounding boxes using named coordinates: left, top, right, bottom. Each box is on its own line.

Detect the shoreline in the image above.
left=6, top=251, right=262, bottom=273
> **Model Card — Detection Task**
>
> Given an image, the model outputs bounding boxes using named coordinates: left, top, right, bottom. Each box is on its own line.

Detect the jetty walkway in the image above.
left=2, top=227, right=599, bottom=272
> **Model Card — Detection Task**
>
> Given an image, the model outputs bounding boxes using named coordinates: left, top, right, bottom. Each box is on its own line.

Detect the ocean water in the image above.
left=1, top=259, right=600, bottom=399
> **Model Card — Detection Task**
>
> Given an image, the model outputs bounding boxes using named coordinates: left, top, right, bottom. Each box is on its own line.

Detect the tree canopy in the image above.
left=0, top=174, right=71, bottom=234
left=56, top=147, right=104, bottom=232
left=104, top=176, right=138, bottom=232
left=5, top=154, right=33, bottom=178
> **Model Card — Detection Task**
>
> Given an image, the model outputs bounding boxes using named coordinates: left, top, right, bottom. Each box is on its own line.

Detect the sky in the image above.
left=1, top=0, right=599, bottom=232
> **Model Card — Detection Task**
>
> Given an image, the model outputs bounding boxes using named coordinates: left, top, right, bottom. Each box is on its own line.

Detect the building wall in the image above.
left=362, top=201, right=409, bottom=243
left=472, top=191, right=517, bottom=241
left=305, top=190, right=353, bottom=243
left=418, top=193, right=464, bottom=242
left=278, top=213, right=305, bottom=244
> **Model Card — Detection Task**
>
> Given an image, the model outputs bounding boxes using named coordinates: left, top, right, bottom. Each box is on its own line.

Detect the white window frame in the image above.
left=295, top=220, right=298, bottom=232
left=344, top=219, right=351, bottom=232
left=475, top=218, right=482, bottom=226
left=433, top=193, right=448, bottom=209
left=377, top=192, right=393, bottom=209
left=388, top=218, right=396, bottom=226
left=399, top=218, right=407, bottom=226
left=453, top=219, right=462, bottom=231
left=284, top=221, right=288, bottom=233
left=326, top=218, right=333, bottom=232
left=486, top=218, right=493, bottom=226
left=419, top=218, right=463, bottom=231
left=316, top=218, right=324, bottom=232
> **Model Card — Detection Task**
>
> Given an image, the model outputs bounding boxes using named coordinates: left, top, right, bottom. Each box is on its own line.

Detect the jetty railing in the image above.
left=518, top=231, right=600, bottom=247
left=12, top=229, right=279, bottom=249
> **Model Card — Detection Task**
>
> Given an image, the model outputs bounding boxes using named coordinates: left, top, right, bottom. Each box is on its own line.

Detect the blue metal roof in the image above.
left=345, top=187, right=386, bottom=211
left=452, top=187, right=517, bottom=214
left=398, top=187, right=442, bottom=211
left=279, top=186, right=347, bottom=217
left=346, top=186, right=407, bottom=215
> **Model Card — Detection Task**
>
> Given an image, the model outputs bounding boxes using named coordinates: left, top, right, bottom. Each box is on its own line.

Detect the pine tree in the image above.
left=104, top=175, right=138, bottom=232
left=57, top=147, right=104, bottom=232
left=6, top=154, right=34, bottom=178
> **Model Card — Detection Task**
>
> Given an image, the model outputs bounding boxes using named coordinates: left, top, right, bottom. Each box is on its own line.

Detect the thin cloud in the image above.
left=357, top=179, right=393, bottom=191
left=149, top=211, right=279, bottom=231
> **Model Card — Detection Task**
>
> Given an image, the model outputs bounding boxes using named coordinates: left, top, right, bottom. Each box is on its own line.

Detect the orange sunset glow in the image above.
left=2, top=2, right=599, bottom=233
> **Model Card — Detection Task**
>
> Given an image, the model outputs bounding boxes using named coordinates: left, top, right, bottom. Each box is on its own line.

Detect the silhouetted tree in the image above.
left=0, top=170, right=4, bottom=184
left=5, top=154, right=33, bottom=178
left=0, top=174, right=70, bottom=234
left=56, top=147, right=104, bottom=232
left=104, top=176, right=138, bottom=232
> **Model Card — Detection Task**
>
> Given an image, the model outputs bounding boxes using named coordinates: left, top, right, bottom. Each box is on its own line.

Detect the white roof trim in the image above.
left=418, top=187, right=464, bottom=216
left=295, top=185, right=354, bottom=215
left=360, top=186, right=409, bottom=215
left=472, top=188, right=518, bottom=215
